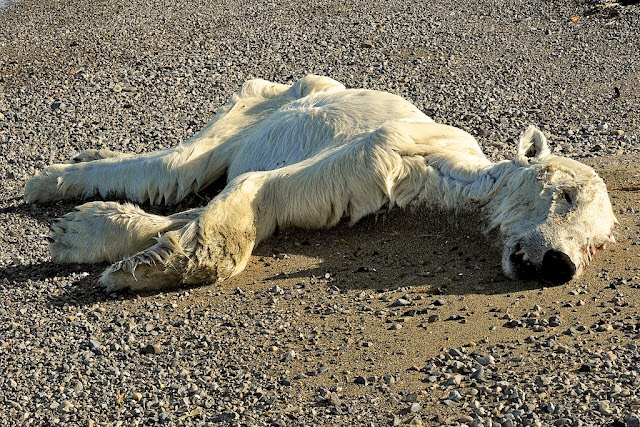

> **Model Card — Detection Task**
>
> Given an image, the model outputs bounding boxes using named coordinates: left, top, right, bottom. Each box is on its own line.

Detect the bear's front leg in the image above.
left=99, top=175, right=267, bottom=292
left=49, top=201, right=201, bottom=263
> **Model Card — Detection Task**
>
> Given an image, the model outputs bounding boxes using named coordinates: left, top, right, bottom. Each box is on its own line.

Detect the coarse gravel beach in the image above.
left=1, top=0, right=640, bottom=425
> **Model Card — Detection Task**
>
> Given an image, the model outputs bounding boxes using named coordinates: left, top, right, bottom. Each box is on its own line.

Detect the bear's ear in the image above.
left=516, top=125, right=551, bottom=165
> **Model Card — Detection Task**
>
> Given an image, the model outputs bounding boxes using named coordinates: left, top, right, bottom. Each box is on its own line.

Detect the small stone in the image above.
left=58, top=400, right=73, bottom=413
left=549, top=315, right=562, bottom=327
left=409, top=402, right=421, bottom=413
left=434, top=298, right=446, bottom=306
left=477, top=355, right=495, bottom=365
left=354, top=376, right=367, bottom=385
left=403, top=393, right=419, bottom=402
left=140, top=343, right=163, bottom=354
left=329, top=392, right=341, bottom=406
left=383, top=374, right=395, bottom=385
left=391, top=298, right=411, bottom=307
left=408, top=416, right=423, bottom=426
left=578, top=364, right=592, bottom=373
left=283, top=349, right=296, bottom=361
left=625, top=415, right=640, bottom=427
left=471, top=367, right=485, bottom=380
left=603, top=351, right=617, bottom=362
left=88, top=339, right=102, bottom=350
left=132, top=392, right=143, bottom=401
left=447, top=348, right=463, bottom=358
left=447, top=391, right=462, bottom=401
left=610, top=129, right=624, bottom=136
left=447, top=375, right=463, bottom=385
left=427, top=314, right=439, bottom=323
left=597, top=400, right=611, bottom=414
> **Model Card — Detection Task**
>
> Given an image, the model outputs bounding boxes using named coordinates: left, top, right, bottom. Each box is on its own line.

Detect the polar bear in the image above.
left=25, top=75, right=617, bottom=292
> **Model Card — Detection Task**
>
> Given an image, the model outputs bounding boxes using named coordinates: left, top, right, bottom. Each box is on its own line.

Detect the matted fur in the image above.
left=25, top=75, right=616, bottom=291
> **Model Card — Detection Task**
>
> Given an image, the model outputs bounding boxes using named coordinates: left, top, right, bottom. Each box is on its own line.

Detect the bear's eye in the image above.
left=561, top=190, right=574, bottom=205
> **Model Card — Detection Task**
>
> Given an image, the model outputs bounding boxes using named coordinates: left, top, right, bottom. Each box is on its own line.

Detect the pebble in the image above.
left=58, top=400, right=73, bottom=413
left=391, top=298, right=411, bottom=307
left=354, top=376, right=367, bottom=385
left=477, top=355, right=495, bottom=365
left=408, top=416, right=423, bottom=426
left=140, top=343, right=163, bottom=354
left=329, top=392, right=341, bottom=406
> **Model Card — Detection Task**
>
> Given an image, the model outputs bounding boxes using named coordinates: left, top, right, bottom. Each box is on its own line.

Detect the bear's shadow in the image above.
left=6, top=188, right=547, bottom=307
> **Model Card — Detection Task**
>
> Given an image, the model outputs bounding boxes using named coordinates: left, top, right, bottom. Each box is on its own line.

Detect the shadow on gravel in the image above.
left=251, top=206, right=553, bottom=296
left=0, top=261, right=93, bottom=284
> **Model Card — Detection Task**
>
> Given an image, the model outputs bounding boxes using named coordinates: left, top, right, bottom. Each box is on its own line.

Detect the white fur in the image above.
left=24, top=75, right=617, bottom=291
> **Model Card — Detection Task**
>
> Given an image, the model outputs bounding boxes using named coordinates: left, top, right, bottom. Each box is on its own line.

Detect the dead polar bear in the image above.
left=25, top=75, right=617, bottom=292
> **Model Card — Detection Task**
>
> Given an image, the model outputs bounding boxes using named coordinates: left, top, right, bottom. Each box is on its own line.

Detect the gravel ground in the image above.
left=1, top=0, right=640, bottom=425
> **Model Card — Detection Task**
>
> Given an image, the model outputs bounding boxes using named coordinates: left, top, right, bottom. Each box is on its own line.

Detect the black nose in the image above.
left=542, top=250, right=576, bottom=284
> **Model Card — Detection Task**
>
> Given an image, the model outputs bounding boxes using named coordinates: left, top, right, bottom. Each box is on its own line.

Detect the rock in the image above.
left=391, top=298, right=411, bottom=307
left=58, top=400, right=73, bottom=413
left=329, top=392, right=341, bottom=406
left=578, top=363, right=593, bottom=373
left=549, top=315, right=562, bottom=327
left=597, top=400, right=611, bottom=414
left=354, top=376, right=367, bottom=385
left=447, top=391, right=462, bottom=401
left=409, top=402, right=421, bottom=413
left=403, top=393, right=419, bottom=402
left=408, top=416, right=423, bottom=426
left=477, top=355, right=495, bottom=365
left=88, top=339, right=102, bottom=350
left=140, top=343, right=163, bottom=354
left=449, top=348, right=464, bottom=358
left=383, top=374, right=395, bottom=385
left=471, top=367, right=485, bottom=380
left=625, top=415, right=640, bottom=427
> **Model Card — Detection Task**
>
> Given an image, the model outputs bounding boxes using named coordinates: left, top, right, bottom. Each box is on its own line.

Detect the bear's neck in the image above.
left=411, top=157, right=521, bottom=220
